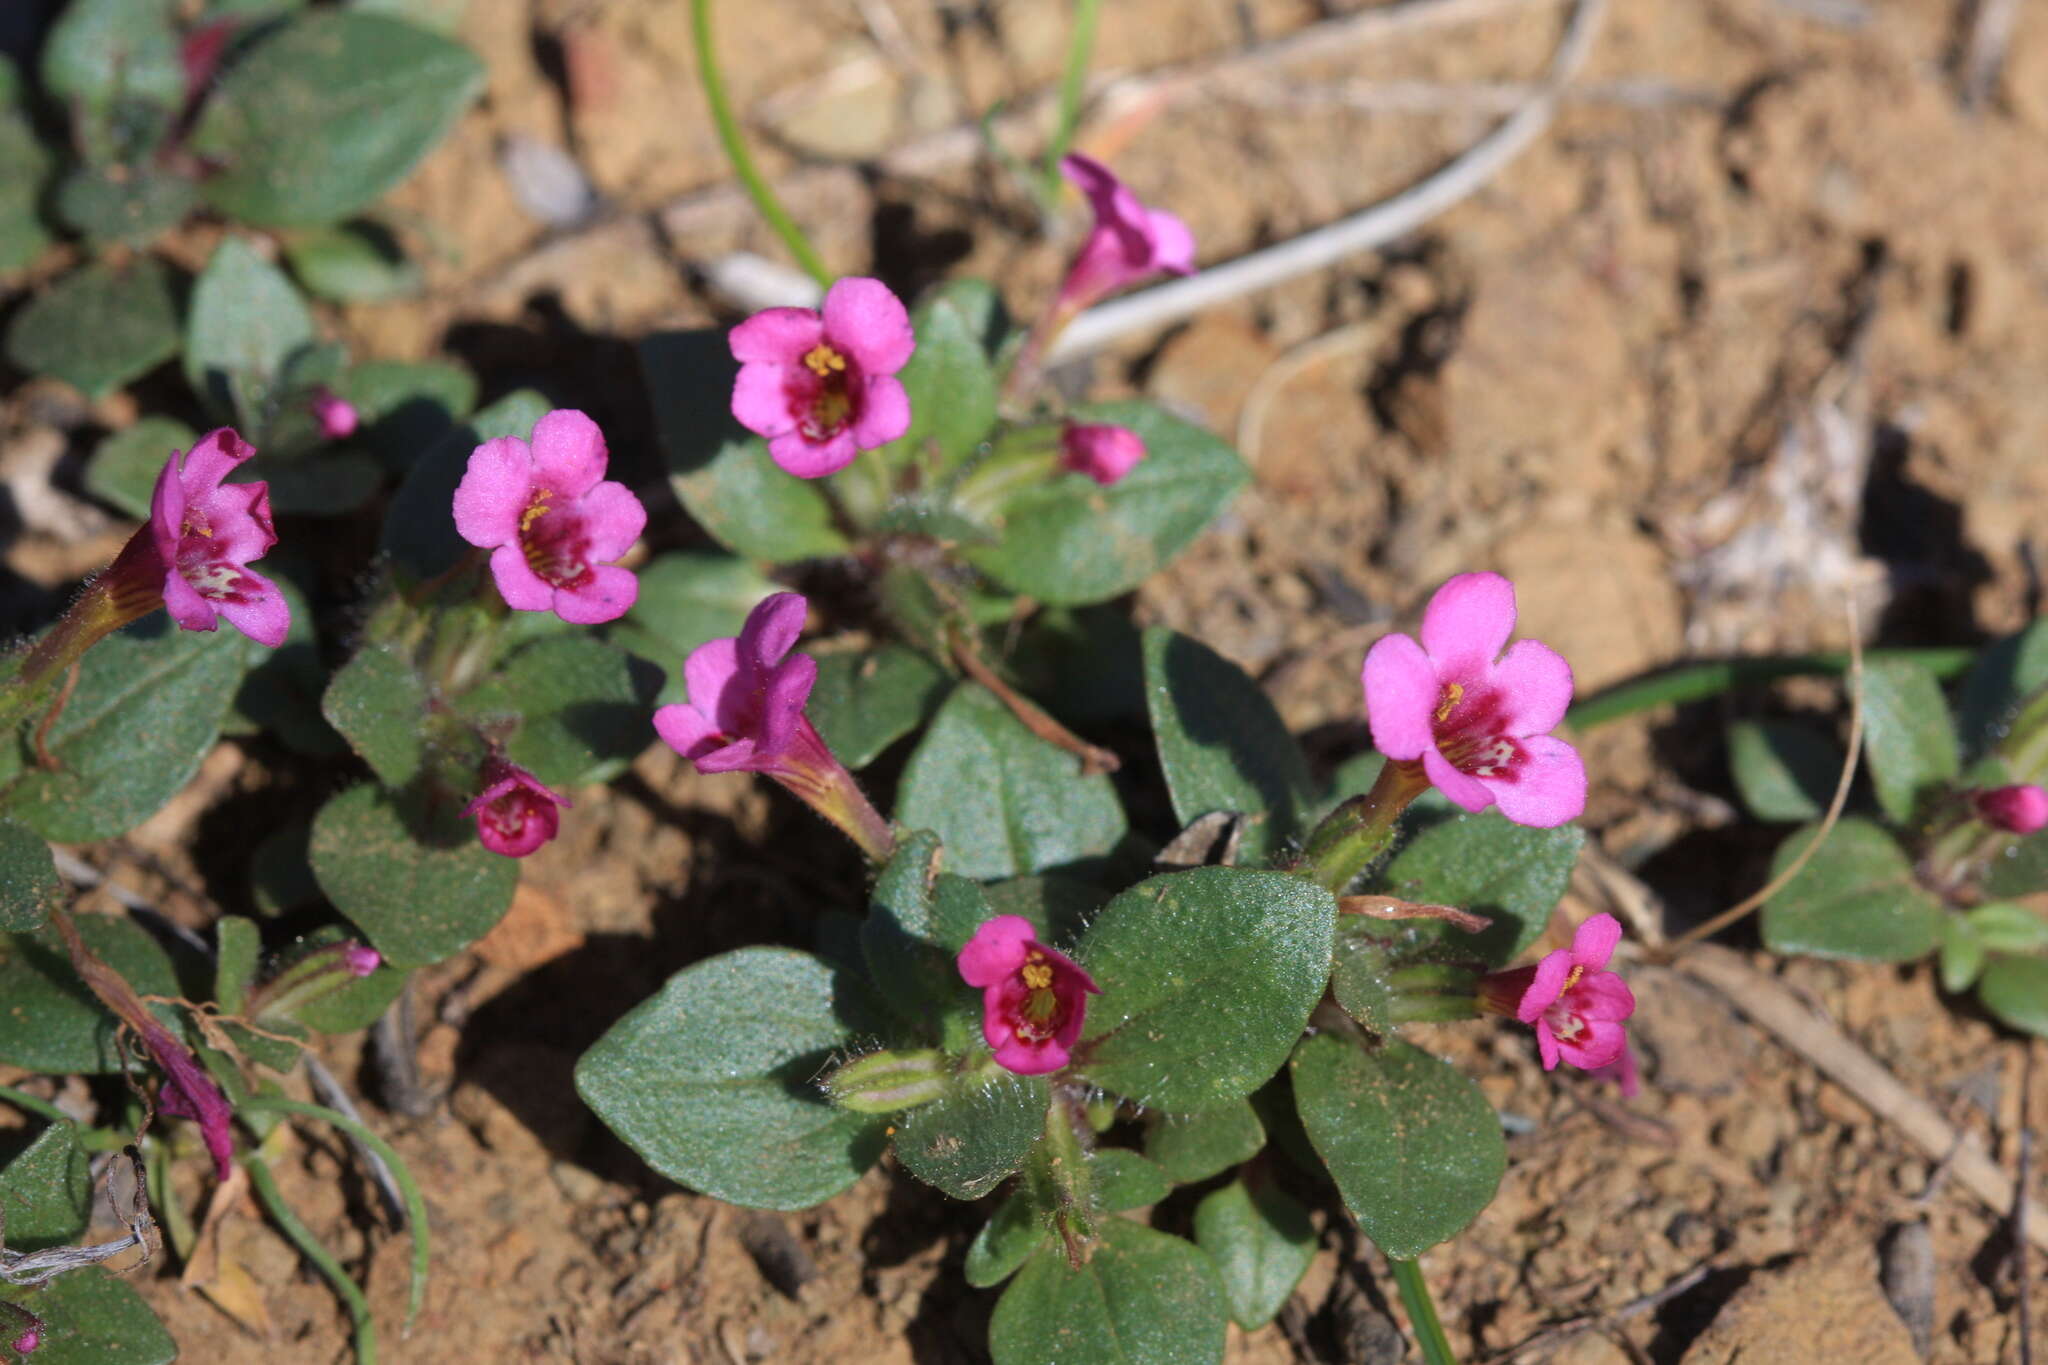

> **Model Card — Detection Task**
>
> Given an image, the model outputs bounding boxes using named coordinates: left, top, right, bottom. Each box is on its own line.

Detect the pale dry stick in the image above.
left=1222, top=77, right=1721, bottom=115
left=1680, top=943, right=2048, bottom=1255
left=1046, top=0, right=1607, bottom=362
left=671, top=0, right=1566, bottom=291
left=1961, top=0, right=2025, bottom=111
left=1665, top=600, right=1865, bottom=950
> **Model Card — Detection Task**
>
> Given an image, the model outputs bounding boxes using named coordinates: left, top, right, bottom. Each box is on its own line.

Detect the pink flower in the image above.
left=956, top=915, right=1100, bottom=1076
left=1059, top=422, right=1145, bottom=486
left=463, top=758, right=570, bottom=858
left=452, top=408, right=645, bottom=625
left=308, top=387, right=359, bottom=440
left=1974, top=784, right=2048, bottom=835
left=1587, top=1039, right=1641, bottom=1099
left=139, top=1017, right=236, bottom=1179
left=343, top=944, right=382, bottom=977
left=148, top=428, right=290, bottom=648
left=729, top=277, right=915, bottom=479
left=1479, top=914, right=1635, bottom=1074
left=1055, top=153, right=1196, bottom=314
left=1361, top=572, right=1585, bottom=827
left=10, top=1325, right=39, bottom=1355
left=653, top=593, right=896, bottom=862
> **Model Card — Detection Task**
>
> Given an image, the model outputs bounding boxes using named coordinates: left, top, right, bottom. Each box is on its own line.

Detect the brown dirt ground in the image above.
left=8, top=0, right=2048, bottom=1359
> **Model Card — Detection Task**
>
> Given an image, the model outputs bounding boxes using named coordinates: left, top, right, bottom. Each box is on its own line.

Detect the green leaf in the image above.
left=894, top=1071, right=1047, bottom=1200
left=1376, top=815, right=1585, bottom=968
left=574, top=947, right=887, bottom=1210
left=225, top=572, right=344, bottom=757
left=0, top=108, right=54, bottom=271
left=1141, top=628, right=1311, bottom=864
left=284, top=221, right=422, bottom=301
left=1977, top=954, right=2048, bottom=1038
left=461, top=636, right=652, bottom=786
left=965, top=400, right=1249, bottom=606
left=859, top=831, right=986, bottom=1050
left=0, top=817, right=60, bottom=933
left=52, top=165, right=196, bottom=247
left=1861, top=659, right=1961, bottom=824
left=350, top=0, right=468, bottom=30
left=1329, top=928, right=1394, bottom=1034
left=1091, top=1148, right=1172, bottom=1213
left=896, top=684, right=1127, bottom=880
left=1077, top=868, right=1336, bottom=1112
left=244, top=451, right=383, bottom=516
left=336, top=359, right=476, bottom=472
left=990, top=1220, right=1228, bottom=1365
left=190, top=11, right=485, bottom=227
left=1145, top=1100, right=1265, bottom=1184
left=966, top=1190, right=1050, bottom=1288
left=4, top=259, right=181, bottom=399
left=1194, top=1177, right=1316, bottom=1329
left=308, top=784, right=518, bottom=968
left=0, top=915, right=179, bottom=1074
left=607, top=553, right=778, bottom=702
left=1985, top=832, right=2048, bottom=899
left=807, top=645, right=951, bottom=769
left=269, top=925, right=407, bottom=1035
left=1760, top=818, right=1942, bottom=962
left=5, top=618, right=253, bottom=843
left=383, top=388, right=551, bottom=579
left=184, top=236, right=318, bottom=421
left=1967, top=902, right=2048, bottom=954
left=883, top=280, right=1002, bottom=473
left=1291, top=1036, right=1504, bottom=1257
left=1958, top=619, right=2048, bottom=757
left=1938, top=915, right=1986, bottom=994
left=40, top=0, right=182, bottom=164
left=0, top=1268, right=177, bottom=1365
left=213, top=915, right=261, bottom=1015
left=0, top=1121, right=92, bottom=1249
left=86, top=418, right=196, bottom=518
left=1727, top=719, right=1842, bottom=823
left=322, top=646, right=429, bottom=787
left=642, top=328, right=849, bottom=562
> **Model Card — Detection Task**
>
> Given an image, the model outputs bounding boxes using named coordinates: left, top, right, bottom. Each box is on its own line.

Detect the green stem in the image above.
left=0, top=1084, right=70, bottom=1126
left=1390, top=1257, right=1459, bottom=1365
left=239, top=1096, right=430, bottom=1332
left=1040, top=0, right=1102, bottom=197
left=247, top=1156, right=377, bottom=1365
left=690, top=0, right=831, bottom=287
left=1296, top=760, right=1430, bottom=892
left=1566, top=647, right=1975, bottom=731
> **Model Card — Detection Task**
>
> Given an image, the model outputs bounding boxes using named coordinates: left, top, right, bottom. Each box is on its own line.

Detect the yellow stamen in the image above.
left=520, top=489, right=553, bottom=533
left=803, top=343, right=848, bottom=378
left=1561, top=964, right=1584, bottom=994
left=1021, top=963, right=1053, bottom=989
left=1435, top=682, right=1464, bottom=723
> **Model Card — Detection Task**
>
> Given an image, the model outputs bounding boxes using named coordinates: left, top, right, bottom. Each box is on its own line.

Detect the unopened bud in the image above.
left=824, top=1049, right=949, bottom=1114
left=1973, top=784, right=2048, bottom=835
left=245, top=939, right=384, bottom=1023
left=13, top=1327, right=40, bottom=1355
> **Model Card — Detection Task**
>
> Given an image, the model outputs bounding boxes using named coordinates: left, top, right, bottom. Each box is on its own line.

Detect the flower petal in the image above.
left=1493, top=639, right=1574, bottom=738
left=1423, top=747, right=1494, bottom=813
left=193, top=479, right=276, bottom=562
left=756, top=653, right=818, bottom=757
left=160, top=571, right=218, bottom=633
left=1533, top=1020, right=1562, bottom=1070
left=1570, top=912, right=1622, bottom=970
left=213, top=569, right=290, bottom=648
left=179, top=428, right=256, bottom=494
left=1419, top=572, right=1517, bottom=671
left=1516, top=946, right=1575, bottom=1023
left=1484, top=734, right=1586, bottom=828
left=683, top=637, right=741, bottom=718
left=552, top=563, right=637, bottom=624
left=732, top=361, right=797, bottom=440
left=768, top=427, right=858, bottom=478
left=822, top=277, right=915, bottom=375
left=1554, top=1018, right=1628, bottom=1071
left=453, top=436, right=534, bottom=549
left=850, top=375, right=910, bottom=449
left=1146, top=208, right=1197, bottom=274
left=994, top=1038, right=1068, bottom=1075
left=738, top=593, right=808, bottom=671
left=528, top=408, right=608, bottom=498
left=1570, top=970, right=1636, bottom=1023
left=574, top=480, right=648, bottom=564
left=729, top=306, right=825, bottom=365
left=653, top=702, right=722, bottom=759
left=1362, top=632, right=1440, bottom=760
left=957, top=915, right=1035, bottom=987
left=487, top=543, right=554, bottom=611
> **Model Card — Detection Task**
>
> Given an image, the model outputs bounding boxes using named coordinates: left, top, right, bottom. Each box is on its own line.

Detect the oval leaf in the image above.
left=1194, top=1177, right=1317, bottom=1329
left=990, top=1220, right=1228, bottom=1365
left=1861, top=659, right=1960, bottom=824
left=0, top=1268, right=176, bottom=1365
left=4, top=259, right=181, bottom=399
left=1144, top=1100, right=1265, bottom=1185
left=894, top=1072, right=1047, bottom=1201
left=1978, top=954, right=2048, bottom=1038
left=1376, top=814, right=1584, bottom=968
left=322, top=646, right=429, bottom=787
left=574, top=948, right=887, bottom=1210
left=1727, top=718, right=1842, bottom=823
left=1761, top=817, right=1942, bottom=962
left=0, top=817, right=60, bottom=933
left=0, top=916, right=179, bottom=1074
left=1291, top=1035, right=1504, bottom=1258
left=308, top=784, right=518, bottom=968
left=1077, top=868, right=1336, bottom=1112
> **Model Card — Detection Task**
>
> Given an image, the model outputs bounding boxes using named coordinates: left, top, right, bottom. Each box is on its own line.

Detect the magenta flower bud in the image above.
left=1058, top=422, right=1145, bottom=486
left=653, top=593, right=896, bottom=862
left=452, top=408, right=646, bottom=625
left=148, top=428, right=290, bottom=648
left=462, top=757, right=570, bottom=858
left=1973, top=784, right=2048, bottom=835
left=728, top=277, right=915, bottom=479
left=1362, top=572, right=1585, bottom=828
left=308, top=387, right=359, bottom=440
left=343, top=943, right=382, bottom=977
left=1054, top=154, right=1196, bottom=316
left=1478, top=914, right=1635, bottom=1075
left=957, top=915, right=1100, bottom=1076
left=12, top=1326, right=41, bottom=1355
